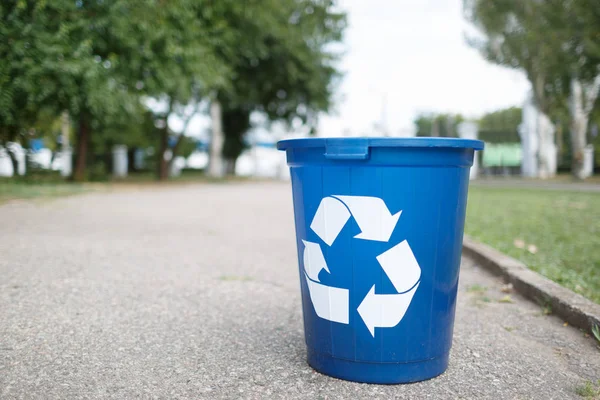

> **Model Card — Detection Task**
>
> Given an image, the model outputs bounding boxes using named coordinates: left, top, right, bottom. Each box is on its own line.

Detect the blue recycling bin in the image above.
left=277, top=137, right=484, bottom=384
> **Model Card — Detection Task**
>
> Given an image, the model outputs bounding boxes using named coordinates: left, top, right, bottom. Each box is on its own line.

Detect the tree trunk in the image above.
left=128, top=148, right=136, bottom=173
left=531, top=71, right=557, bottom=179
left=61, top=111, right=70, bottom=149
left=154, top=98, right=199, bottom=180
left=5, top=145, right=19, bottom=175
left=223, top=158, right=236, bottom=175
left=556, top=123, right=563, bottom=162
left=157, top=127, right=169, bottom=181
left=221, top=107, right=250, bottom=176
left=569, top=75, right=600, bottom=180
left=164, top=107, right=199, bottom=179
left=536, top=111, right=548, bottom=179
left=208, top=99, right=224, bottom=178
left=537, top=111, right=557, bottom=179
left=73, top=116, right=90, bottom=182
left=570, top=78, right=587, bottom=179
left=166, top=133, right=188, bottom=177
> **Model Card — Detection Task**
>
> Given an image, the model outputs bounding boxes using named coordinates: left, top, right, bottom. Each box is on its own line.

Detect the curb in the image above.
left=462, top=236, right=600, bottom=334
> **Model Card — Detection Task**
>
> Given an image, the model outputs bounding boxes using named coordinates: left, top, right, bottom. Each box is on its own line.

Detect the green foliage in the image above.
left=208, top=0, right=346, bottom=162
left=0, top=1, right=147, bottom=146
left=176, top=135, right=198, bottom=160
left=0, top=1, right=71, bottom=142
left=478, top=107, right=522, bottom=143
left=414, top=113, right=464, bottom=137
left=1, top=0, right=346, bottom=178
left=201, top=0, right=345, bottom=120
left=465, top=0, right=600, bottom=175
left=575, top=380, right=600, bottom=398
left=464, top=0, right=570, bottom=114
left=130, top=1, right=227, bottom=103
left=479, top=107, right=522, bottom=133
left=464, top=0, right=600, bottom=129
left=593, top=324, right=600, bottom=344
left=0, top=0, right=227, bottom=178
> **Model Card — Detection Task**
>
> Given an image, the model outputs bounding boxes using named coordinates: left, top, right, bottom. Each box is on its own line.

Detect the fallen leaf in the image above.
left=568, top=201, right=587, bottom=209
left=514, top=239, right=525, bottom=249
left=542, top=305, right=552, bottom=315
left=498, top=295, right=514, bottom=304
left=501, top=283, right=513, bottom=293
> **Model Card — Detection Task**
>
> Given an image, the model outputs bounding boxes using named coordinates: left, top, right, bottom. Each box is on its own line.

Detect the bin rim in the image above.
left=277, top=137, right=484, bottom=151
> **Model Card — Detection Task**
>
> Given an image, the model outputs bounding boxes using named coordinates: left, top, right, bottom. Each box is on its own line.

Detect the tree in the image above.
left=0, top=1, right=71, bottom=170
left=414, top=113, right=464, bottom=137
left=199, top=0, right=346, bottom=174
left=464, top=0, right=564, bottom=178
left=2, top=0, right=226, bottom=181
left=2, top=0, right=344, bottom=181
left=1, top=1, right=152, bottom=180
left=464, top=0, right=600, bottom=179
left=479, top=107, right=521, bottom=132
left=208, top=97, right=224, bottom=177
left=478, top=107, right=522, bottom=143
left=562, top=0, right=600, bottom=178
left=221, top=106, right=251, bottom=174
left=132, top=2, right=226, bottom=180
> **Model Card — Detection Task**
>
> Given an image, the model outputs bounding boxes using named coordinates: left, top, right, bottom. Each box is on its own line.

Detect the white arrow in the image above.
left=376, top=240, right=421, bottom=293
left=302, top=240, right=329, bottom=281
left=304, top=272, right=349, bottom=324
left=357, top=282, right=420, bottom=337
left=332, top=196, right=401, bottom=242
left=309, top=197, right=351, bottom=246
left=304, top=195, right=421, bottom=333
left=302, top=240, right=349, bottom=324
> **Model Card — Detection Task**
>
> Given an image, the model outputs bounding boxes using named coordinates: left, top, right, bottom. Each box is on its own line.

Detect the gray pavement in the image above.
left=1, top=182, right=598, bottom=399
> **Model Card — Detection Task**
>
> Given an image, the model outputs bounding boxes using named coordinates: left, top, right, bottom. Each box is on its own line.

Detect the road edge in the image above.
left=462, top=236, right=600, bottom=334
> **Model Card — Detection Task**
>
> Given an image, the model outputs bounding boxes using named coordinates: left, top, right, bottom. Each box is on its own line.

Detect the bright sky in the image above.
left=318, top=0, right=530, bottom=137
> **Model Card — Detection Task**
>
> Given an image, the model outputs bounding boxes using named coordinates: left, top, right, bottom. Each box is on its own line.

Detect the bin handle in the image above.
left=324, top=140, right=370, bottom=160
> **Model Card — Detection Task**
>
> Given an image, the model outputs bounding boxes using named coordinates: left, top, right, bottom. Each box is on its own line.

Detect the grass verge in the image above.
left=466, top=186, right=600, bottom=303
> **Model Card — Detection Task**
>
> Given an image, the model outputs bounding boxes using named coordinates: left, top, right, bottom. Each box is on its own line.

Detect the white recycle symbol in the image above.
left=302, top=195, right=421, bottom=337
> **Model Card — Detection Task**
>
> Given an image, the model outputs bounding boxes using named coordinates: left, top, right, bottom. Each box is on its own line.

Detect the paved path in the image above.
left=1, top=183, right=598, bottom=399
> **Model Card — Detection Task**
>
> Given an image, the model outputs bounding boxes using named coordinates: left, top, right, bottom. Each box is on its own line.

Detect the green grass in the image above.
left=550, top=173, right=600, bottom=184
left=0, top=179, right=89, bottom=204
left=575, top=380, right=600, bottom=398
left=466, top=284, right=487, bottom=293
left=466, top=186, right=600, bottom=304
left=0, top=170, right=250, bottom=205
left=498, top=295, right=514, bottom=304
left=593, top=324, right=600, bottom=344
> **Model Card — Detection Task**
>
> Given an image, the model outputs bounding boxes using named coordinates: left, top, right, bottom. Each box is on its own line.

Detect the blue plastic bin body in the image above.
left=277, top=137, right=484, bottom=384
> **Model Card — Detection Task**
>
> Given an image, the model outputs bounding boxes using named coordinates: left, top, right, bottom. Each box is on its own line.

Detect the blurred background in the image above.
left=2, top=0, right=599, bottom=182
left=1, top=0, right=599, bottom=303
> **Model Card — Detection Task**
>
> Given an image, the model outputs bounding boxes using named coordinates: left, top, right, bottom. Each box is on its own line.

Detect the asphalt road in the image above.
left=1, top=182, right=598, bottom=399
